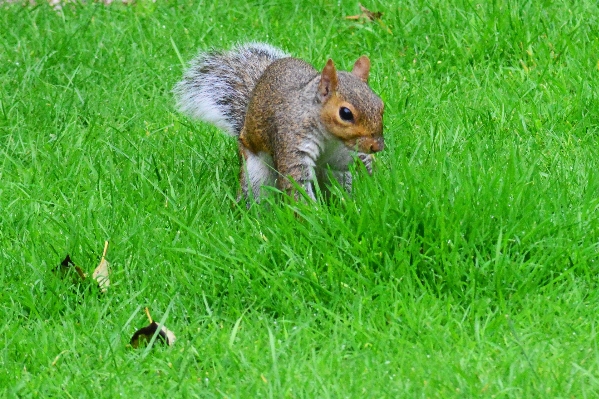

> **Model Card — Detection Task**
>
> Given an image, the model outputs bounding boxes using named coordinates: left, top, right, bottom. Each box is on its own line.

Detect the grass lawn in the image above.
left=1, top=0, right=599, bottom=397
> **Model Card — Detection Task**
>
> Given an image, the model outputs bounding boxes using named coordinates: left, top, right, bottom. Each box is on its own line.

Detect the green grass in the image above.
left=1, top=0, right=599, bottom=397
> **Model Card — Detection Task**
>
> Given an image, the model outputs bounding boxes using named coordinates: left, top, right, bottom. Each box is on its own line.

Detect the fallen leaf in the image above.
left=359, top=4, right=383, bottom=20
left=130, top=308, right=176, bottom=348
left=130, top=322, right=177, bottom=348
left=54, top=254, right=87, bottom=283
left=345, top=4, right=383, bottom=21
left=92, top=241, right=110, bottom=293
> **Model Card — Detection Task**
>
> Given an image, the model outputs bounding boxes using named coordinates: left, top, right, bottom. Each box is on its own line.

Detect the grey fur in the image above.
left=173, top=42, right=288, bottom=136
left=174, top=43, right=384, bottom=202
left=236, top=57, right=383, bottom=201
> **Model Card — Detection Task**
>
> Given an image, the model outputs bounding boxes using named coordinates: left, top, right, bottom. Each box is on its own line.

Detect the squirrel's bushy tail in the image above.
left=174, top=43, right=288, bottom=136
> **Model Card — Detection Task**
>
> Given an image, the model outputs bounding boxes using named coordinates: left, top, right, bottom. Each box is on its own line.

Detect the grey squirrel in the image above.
left=174, top=42, right=385, bottom=201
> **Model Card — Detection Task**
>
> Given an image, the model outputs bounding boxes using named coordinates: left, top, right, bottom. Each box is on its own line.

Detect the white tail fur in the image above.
left=174, top=42, right=288, bottom=136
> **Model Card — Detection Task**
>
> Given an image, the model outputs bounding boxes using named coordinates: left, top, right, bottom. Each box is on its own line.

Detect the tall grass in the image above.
left=1, top=0, right=598, bottom=397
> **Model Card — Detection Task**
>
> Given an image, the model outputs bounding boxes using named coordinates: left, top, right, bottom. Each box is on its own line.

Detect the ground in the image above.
left=1, top=0, right=598, bottom=397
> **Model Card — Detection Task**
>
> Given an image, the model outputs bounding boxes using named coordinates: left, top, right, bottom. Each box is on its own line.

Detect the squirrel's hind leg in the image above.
left=238, top=144, right=276, bottom=203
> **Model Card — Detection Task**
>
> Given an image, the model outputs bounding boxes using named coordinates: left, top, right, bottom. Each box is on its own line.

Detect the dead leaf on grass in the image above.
left=54, top=254, right=87, bottom=284
left=346, top=4, right=383, bottom=21
left=92, top=241, right=110, bottom=293
left=345, top=4, right=392, bottom=34
left=54, top=240, right=112, bottom=294
left=130, top=307, right=176, bottom=348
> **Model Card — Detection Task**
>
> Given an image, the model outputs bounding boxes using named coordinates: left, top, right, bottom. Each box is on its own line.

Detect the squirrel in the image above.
left=174, top=42, right=384, bottom=201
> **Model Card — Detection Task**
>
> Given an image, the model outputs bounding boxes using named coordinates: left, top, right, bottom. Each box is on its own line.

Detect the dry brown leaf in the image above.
left=345, top=4, right=383, bottom=21
left=130, top=308, right=176, bottom=348
left=92, top=241, right=110, bottom=293
left=54, top=254, right=87, bottom=284
left=54, top=240, right=112, bottom=294
left=360, top=4, right=383, bottom=20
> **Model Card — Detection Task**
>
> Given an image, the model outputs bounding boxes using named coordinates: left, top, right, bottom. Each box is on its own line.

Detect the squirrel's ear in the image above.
left=318, top=59, right=338, bottom=101
left=351, top=56, right=370, bottom=82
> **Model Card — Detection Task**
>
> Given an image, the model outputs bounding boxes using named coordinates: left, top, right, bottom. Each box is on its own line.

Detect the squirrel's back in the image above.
left=243, top=57, right=320, bottom=121
left=174, top=43, right=288, bottom=136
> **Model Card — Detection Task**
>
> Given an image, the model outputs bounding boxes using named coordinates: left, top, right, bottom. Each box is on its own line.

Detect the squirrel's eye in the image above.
left=339, top=107, right=354, bottom=122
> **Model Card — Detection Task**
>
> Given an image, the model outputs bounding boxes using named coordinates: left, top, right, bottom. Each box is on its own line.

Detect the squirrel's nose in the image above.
left=370, top=137, right=384, bottom=153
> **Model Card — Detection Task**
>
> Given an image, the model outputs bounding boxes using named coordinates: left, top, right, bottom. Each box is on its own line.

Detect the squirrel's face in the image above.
left=320, top=95, right=384, bottom=153
left=318, top=59, right=385, bottom=154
